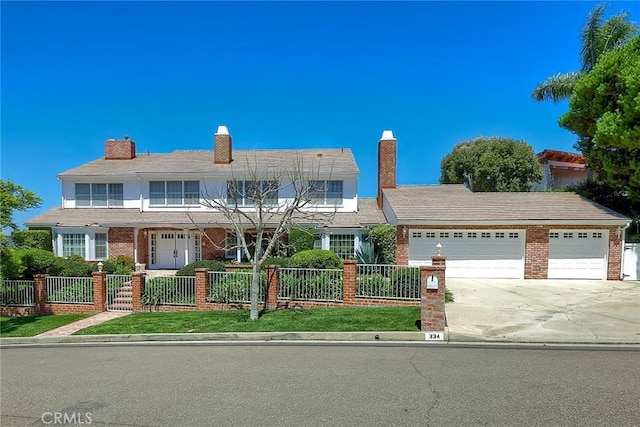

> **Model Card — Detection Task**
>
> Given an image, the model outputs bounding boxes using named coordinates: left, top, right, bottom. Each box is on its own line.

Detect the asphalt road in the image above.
left=1, top=343, right=638, bottom=426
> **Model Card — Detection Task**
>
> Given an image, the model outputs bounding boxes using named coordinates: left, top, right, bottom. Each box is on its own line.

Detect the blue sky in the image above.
left=2, top=1, right=637, bottom=229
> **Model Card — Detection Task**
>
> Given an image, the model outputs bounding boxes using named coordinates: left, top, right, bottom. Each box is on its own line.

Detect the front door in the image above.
left=155, top=232, right=186, bottom=269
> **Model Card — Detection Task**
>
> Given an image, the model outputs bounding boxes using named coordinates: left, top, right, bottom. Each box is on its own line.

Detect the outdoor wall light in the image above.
left=97, top=261, right=104, bottom=272
left=436, top=243, right=443, bottom=256
left=402, top=226, right=407, bottom=238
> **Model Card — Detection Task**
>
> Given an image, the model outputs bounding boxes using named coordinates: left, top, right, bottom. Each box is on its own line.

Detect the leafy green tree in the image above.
left=532, top=3, right=638, bottom=102
left=0, top=179, right=42, bottom=232
left=440, top=137, right=542, bottom=192
left=560, top=36, right=640, bottom=200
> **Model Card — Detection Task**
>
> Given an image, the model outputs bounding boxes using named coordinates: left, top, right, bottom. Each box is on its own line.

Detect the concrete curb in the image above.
left=1, top=331, right=639, bottom=347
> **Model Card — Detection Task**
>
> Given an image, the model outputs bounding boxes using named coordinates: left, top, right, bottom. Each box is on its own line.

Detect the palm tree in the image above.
left=532, top=3, right=638, bottom=102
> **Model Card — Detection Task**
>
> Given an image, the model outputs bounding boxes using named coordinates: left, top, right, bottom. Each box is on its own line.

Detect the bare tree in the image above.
left=189, top=153, right=336, bottom=320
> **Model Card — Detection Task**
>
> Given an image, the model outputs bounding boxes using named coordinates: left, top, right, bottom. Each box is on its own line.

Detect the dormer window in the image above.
left=75, top=183, right=123, bottom=207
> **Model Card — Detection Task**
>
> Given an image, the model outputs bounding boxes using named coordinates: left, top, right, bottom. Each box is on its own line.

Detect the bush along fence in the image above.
left=0, top=257, right=447, bottom=332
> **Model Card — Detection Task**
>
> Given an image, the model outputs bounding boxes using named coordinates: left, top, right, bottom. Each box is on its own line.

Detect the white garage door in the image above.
left=548, top=230, right=608, bottom=279
left=408, top=230, right=525, bottom=279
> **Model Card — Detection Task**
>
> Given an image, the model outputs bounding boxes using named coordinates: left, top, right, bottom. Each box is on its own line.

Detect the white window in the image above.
left=412, top=232, right=422, bottom=238
left=453, top=232, right=463, bottom=238
left=509, top=232, right=519, bottom=239
left=593, top=232, right=603, bottom=239
left=496, top=232, right=505, bottom=238
left=310, top=180, right=343, bottom=206
left=62, top=234, right=85, bottom=257
left=75, top=183, right=123, bottom=207
left=578, top=232, right=588, bottom=239
left=481, top=232, right=491, bottom=238
left=550, top=232, right=560, bottom=239
left=95, top=233, right=108, bottom=259
left=563, top=232, right=574, bottom=239
left=149, top=181, right=200, bottom=206
left=329, top=234, right=355, bottom=259
left=425, top=232, right=435, bottom=238
left=467, top=232, right=477, bottom=238
left=194, top=234, right=201, bottom=262
left=227, top=180, right=278, bottom=207
left=439, top=232, right=449, bottom=238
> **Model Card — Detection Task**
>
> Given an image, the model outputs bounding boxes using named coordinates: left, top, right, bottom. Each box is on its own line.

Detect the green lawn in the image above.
left=75, top=307, right=422, bottom=335
left=1, top=314, right=92, bottom=337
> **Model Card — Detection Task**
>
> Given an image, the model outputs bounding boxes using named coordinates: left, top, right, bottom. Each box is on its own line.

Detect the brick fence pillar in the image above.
left=195, top=268, right=209, bottom=309
left=92, top=271, right=107, bottom=312
left=131, top=272, right=145, bottom=312
left=266, top=265, right=279, bottom=310
left=420, top=256, right=446, bottom=333
left=33, top=274, right=48, bottom=314
left=343, top=260, right=356, bottom=305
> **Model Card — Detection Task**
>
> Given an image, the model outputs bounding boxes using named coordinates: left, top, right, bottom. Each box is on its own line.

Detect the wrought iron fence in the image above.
left=106, top=275, right=133, bottom=311
left=0, top=280, right=35, bottom=306
left=142, top=276, right=196, bottom=306
left=278, top=268, right=343, bottom=302
left=46, top=277, right=94, bottom=304
left=208, top=271, right=266, bottom=303
left=356, top=265, right=421, bottom=300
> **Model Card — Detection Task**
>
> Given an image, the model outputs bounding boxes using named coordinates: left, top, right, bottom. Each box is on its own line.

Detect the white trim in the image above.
left=394, top=219, right=627, bottom=226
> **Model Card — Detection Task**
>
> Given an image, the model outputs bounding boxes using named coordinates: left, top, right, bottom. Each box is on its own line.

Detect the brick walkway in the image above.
left=37, top=311, right=131, bottom=337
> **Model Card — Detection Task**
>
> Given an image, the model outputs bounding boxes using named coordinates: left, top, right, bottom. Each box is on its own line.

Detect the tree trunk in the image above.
left=250, top=262, right=260, bottom=320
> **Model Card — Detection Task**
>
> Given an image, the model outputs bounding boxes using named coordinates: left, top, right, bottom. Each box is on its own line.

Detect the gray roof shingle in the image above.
left=26, top=198, right=385, bottom=229
left=58, top=149, right=359, bottom=178
left=383, top=185, right=629, bottom=223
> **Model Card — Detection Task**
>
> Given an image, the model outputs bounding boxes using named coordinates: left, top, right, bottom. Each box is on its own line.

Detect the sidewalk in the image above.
left=36, top=312, right=131, bottom=337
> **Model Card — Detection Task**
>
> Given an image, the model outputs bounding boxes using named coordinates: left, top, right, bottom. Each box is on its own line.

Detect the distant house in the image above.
left=532, top=149, right=591, bottom=191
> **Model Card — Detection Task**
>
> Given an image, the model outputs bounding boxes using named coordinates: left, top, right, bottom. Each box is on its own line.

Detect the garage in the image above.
left=548, top=230, right=608, bottom=279
left=408, top=229, right=525, bottom=279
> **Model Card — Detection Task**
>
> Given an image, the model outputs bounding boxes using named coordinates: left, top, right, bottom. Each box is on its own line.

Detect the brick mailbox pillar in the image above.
left=266, top=266, right=279, bottom=310
left=195, top=268, right=209, bottom=310
left=420, top=255, right=447, bottom=336
left=33, top=274, right=48, bottom=314
left=131, top=272, right=145, bottom=312
left=342, top=260, right=357, bottom=305
left=92, top=271, right=107, bottom=312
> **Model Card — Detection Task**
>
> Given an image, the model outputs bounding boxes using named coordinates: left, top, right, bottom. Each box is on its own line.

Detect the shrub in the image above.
left=54, top=255, right=96, bottom=277
left=390, top=267, right=420, bottom=299
left=16, top=248, right=58, bottom=279
left=445, top=287, right=455, bottom=303
left=11, top=230, right=53, bottom=251
left=356, top=274, right=390, bottom=297
left=0, top=247, right=24, bottom=280
left=142, top=277, right=195, bottom=307
left=176, top=260, right=226, bottom=276
left=279, top=270, right=343, bottom=301
left=288, top=249, right=343, bottom=269
left=288, top=228, right=315, bottom=255
left=209, top=271, right=266, bottom=303
left=261, top=257, right=290, bottom=268
left=102, top=255, right=135, bottom=275
left=368, top=224, right=396, bottom=265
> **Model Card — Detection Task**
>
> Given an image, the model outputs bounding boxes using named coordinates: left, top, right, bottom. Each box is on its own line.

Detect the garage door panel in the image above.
left=409, top=230, right=524, bottom=279
left=548, top=230, right=607, bottom=280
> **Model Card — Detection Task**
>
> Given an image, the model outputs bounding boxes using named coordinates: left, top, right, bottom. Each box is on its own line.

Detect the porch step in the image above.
left=107, top=283, right=133, bottom=312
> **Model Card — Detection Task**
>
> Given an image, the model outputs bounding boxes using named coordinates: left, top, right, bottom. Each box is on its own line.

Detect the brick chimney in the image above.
left=214, top=125, right=232, bottom=164
left=377, top=130, right=396, bottom=209
left=105, top=136, right=136, bottom=160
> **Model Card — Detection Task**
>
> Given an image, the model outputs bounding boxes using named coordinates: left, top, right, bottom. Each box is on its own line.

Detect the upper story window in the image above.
left=226, top=180, right=278, bottom=207
left=310, top=180, right=343, bottom=206
left=149, top=181, right=200, bottom=206
left=75, top=183, right=123, bottom=207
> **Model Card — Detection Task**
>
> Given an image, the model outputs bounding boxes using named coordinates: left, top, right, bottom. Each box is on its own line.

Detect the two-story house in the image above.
left=26, top=126, right=385, bottom=269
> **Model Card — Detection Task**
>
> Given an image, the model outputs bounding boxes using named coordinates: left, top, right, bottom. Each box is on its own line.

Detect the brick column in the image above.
left=525, top=226, right=549, bottom=279
left=92, top=271, right=107, bottom=312
left=420, top=256, right=446, bottom=332
left=266, top=266, right=279, bottom=309
left=33, top=274, right=48, bottom=314
left=342, top=260, right=357, bottom=305
left=131, top=272, right=145, bottom=312
left=195, top=268, right=209, bottom=309
left=607, top=227, right=623, bottom=280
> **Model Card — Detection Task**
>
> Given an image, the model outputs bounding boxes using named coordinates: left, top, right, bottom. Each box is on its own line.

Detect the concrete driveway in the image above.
left=445, top=278, right=640, bottom=344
